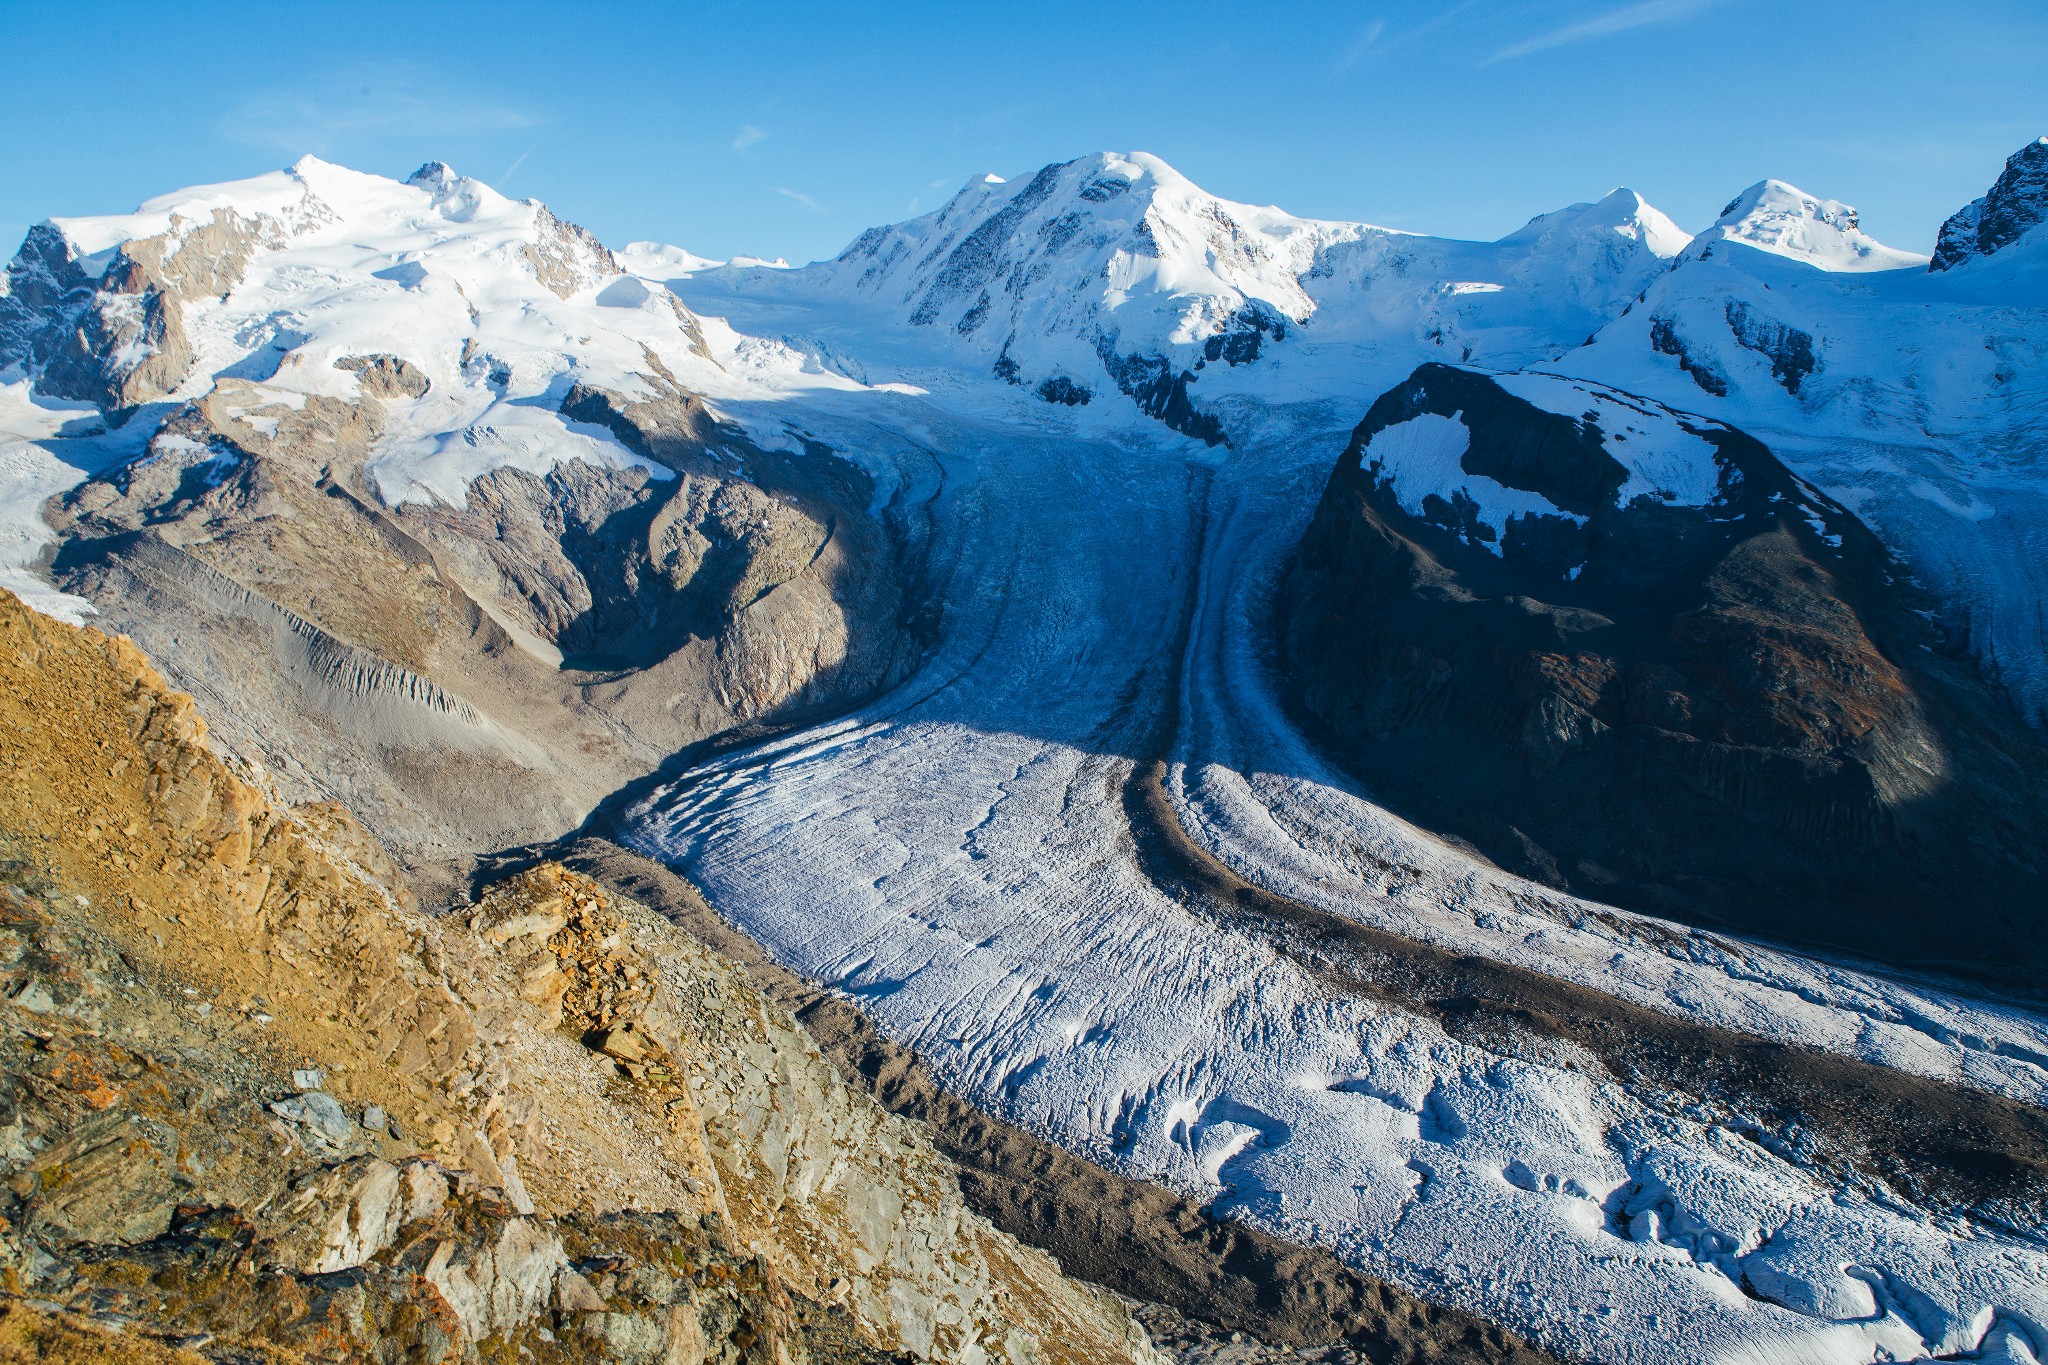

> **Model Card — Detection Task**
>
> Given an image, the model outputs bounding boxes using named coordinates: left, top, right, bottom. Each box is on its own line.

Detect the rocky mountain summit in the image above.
left=0, top=586, right=1156, bottom=1365
left=1931, top=136, right=2048, bottom=271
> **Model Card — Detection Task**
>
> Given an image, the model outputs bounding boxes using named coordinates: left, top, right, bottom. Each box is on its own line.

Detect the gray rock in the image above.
left=270, top=1091, right=352, bottom=1148
left=335, top=353, right=431, bottom=399
left=10, top=980, right=55, bottom=1014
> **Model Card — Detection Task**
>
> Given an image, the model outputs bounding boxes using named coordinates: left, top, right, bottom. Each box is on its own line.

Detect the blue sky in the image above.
left=2, top=1, right=2041, bottom=262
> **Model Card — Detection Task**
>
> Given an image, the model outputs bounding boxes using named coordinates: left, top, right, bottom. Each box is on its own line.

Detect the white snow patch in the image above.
left=1365, top=411, right=1576, bottom=548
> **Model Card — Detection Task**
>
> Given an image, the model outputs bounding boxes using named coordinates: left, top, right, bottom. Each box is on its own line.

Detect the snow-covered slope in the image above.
left=1690, top=179, right=1927, bottom=273
left=5, top=144, right=2048, bottom=1365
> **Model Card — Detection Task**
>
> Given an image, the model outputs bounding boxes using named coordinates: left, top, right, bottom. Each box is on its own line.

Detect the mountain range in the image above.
left=2, top=136, right=2047, bottom=1365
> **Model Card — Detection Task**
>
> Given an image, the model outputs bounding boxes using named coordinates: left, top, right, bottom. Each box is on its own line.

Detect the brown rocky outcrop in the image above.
left=0, top=588, right=1155, bottom=1365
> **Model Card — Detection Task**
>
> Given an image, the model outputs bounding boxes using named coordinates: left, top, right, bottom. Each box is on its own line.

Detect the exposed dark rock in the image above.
left=1649, top=316, right=1728, bottom=396
left=1, top=205, right=286, bottom=417
left=32, top=254, right=192, bottom=417
left=1724, top=300, right=1817, bottom=394
left=1094, top=338, right=1227, bottom=446
left=1036, top=375, right=1091, bottom=406
left=957, top=290, right=992, bottom=334
left=1199, top=301, right=1287, bottom=367
left=1931, top=136, right=2048, bottom=271
left=0, top=224, right=96, bottom=368
left=992, top=343, right=1022, bottom=384
left=1279, top=363, right=2048, bottom=985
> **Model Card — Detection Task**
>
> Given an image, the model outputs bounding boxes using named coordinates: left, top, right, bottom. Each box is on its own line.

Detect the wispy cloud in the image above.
left=498, top=145, right=536, bottom=188
left=1333, top=18, right=1387, bottom=73
left=732, top=124, right=769, bottom=153
left=775, top=187, right=823, bottom=213
left=1479, top=0, right=1720, bottom=66
left=220, top=62, right=540, bottom=154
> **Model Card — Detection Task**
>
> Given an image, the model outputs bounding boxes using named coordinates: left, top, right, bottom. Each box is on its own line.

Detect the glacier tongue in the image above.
left=623, top=378, right=2048, bottom=1365
left=626, top=144, right=2048, bottom=1360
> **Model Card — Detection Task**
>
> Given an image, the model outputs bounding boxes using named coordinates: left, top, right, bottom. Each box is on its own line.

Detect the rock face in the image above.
left=1931, top=136, right=2048, bottom=271
left=0, top=196, right=310, bottom=417
left=0, top=588, right=1156, bottom=1365
left=1280, top=364, right=2048, bottom=982
left=43, top=363, right=906, bottom=874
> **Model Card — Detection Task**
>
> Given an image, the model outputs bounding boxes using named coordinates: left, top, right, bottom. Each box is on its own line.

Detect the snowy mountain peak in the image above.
left=1500, top=186, right=1691, bottom=257
left=1694, top=179, right=1924, bottom=272
left=827, top=148, right=1343, bottom=331
left=678, top=153, right=1704, bottom=443
left=821, top=149, right=1341, bottom=337
left=0, top=155, right=714, bottom=465
left=1930, top=135, right=2048, bottom=272
left=734, top=149, right=1363, bottom=441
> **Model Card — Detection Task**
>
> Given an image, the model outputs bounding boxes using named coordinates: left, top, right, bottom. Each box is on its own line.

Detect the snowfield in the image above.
left=6, top=150, right=2048, bottom=1364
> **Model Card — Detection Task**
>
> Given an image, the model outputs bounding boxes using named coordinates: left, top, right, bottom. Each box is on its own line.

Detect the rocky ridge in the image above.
left=0, top=586, right=1154, bottom=1365
left=1280, top=363, right=2048, bottom=983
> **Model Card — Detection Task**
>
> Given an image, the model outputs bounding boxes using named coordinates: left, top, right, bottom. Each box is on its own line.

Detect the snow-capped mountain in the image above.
left=682, top=151, right=1689, bottom=443
left=0, top=155, right=808, bottom=503
left=1686, top=178, right=1927, bottom=273
left=0, top=156, right=906, bottom=863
